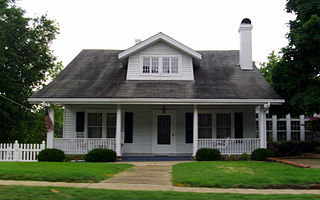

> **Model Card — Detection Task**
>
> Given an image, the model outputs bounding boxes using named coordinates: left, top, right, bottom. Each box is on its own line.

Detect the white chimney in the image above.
left=238, top=18, right=253, bottom=70
left=135, top=39, right=141, bottom=44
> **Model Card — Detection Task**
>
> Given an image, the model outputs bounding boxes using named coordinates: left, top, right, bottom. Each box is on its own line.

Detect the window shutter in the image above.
left=234, top=112, right=243, bottom=138
left=124, top=112, right=133, bottom=143
left=185, top=113, right=193, bottom=143
left=76, top=112, right=85, bottom=132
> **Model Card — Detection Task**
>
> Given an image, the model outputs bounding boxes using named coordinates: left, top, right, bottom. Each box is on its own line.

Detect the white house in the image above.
left=28, top=18, right=284, bottom=157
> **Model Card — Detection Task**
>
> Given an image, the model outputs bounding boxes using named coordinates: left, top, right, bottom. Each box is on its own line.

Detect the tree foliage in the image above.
left=0, top=0, right=62, bottom=143
left=260, top=0, right=320, bottom=115
left=259, top=51, right=282, bottom=86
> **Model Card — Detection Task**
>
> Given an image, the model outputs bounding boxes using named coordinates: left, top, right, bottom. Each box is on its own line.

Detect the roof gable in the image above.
left=118, top=32, right=202, bottom=60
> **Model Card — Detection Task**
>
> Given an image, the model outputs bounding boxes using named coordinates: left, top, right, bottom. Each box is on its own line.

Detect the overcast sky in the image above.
left=19, top=0, right=294, bottom=67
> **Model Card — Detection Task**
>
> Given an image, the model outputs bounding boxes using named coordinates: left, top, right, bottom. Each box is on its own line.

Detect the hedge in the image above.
left=85, top=148, right=116, bottom=162
left=196, top=148, right=221, bottom=161
left=38, top=148, right=65, bottom=162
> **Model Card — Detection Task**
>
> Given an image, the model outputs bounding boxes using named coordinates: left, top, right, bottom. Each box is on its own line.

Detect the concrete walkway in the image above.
left=1, top=180, right=320, bottom=194
left=102, top=165, right=171, bottom=185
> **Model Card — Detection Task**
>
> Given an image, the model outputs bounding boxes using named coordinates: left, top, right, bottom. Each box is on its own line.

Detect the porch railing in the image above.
left=53, top=138, right=116, bottom=154
left=198, top=138, right=260, bottom=155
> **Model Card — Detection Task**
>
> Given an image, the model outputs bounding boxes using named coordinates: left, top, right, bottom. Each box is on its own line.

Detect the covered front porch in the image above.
left=45, top=103, right=270, bottom=157
left=53, top=137, right=261, bottom=156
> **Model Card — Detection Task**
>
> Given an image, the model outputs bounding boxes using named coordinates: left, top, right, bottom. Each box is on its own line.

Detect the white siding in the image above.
left=123, top=107, right=153, bottom=154
left=175, top=107, right=193, bottom=154
left=243, top=106, right=257, bottom=138
left=126, top=42, right=194, bottom=80
left=63, top=108, right=76, bottom=138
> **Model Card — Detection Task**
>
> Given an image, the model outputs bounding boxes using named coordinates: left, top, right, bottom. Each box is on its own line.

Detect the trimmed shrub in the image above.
left=38, top=148, right=65, bottom=162
left=315, top=147, right=320, bottom=154
left=241, top=153, right=250, bottom=161
left=196, top=148, right=221, bottom=161
left=251, top=148, right=275, bottom=161
left=85, top=148, right=116, bottom=162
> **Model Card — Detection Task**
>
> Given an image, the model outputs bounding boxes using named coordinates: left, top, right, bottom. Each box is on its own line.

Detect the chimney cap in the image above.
left=241, top=18, right=252, bottom=24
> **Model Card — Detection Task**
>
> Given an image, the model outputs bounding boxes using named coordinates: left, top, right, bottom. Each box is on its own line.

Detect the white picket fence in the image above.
left=0, top=141, right=46, bottom=162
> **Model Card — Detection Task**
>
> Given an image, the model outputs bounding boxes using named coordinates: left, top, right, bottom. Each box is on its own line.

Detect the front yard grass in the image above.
left=0, top=162, right=131, bottom=183
left=172, top=161, right=320, bottom=189
left=0, top=185, right=319, bottom=200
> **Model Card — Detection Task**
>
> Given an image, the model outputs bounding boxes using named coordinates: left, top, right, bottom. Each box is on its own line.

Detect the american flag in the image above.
left=45, top=107, right=54, bottom=132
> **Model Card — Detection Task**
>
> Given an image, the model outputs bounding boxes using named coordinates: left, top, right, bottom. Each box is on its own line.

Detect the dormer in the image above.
left=119, top=33, right=201, bottom=80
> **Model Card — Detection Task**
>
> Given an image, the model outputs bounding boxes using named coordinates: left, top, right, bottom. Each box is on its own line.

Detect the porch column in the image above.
left=259, top=106, right=267, bottom=148
left=116, top=104, right=122, bottom=157
left=272, top=115, right=277, bottom=141
left=192, top=105, right=198, bottom=157
left=286, top=114, right=291, bottom=141
left=300, top=115, right=305, bottom=141
left=47, top=107, right=54, bottom=148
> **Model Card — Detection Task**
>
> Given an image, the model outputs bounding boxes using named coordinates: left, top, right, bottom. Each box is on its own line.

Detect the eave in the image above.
left=28, top=98, right=284, bottom=105
left=118, top=32, right=202, bottom=60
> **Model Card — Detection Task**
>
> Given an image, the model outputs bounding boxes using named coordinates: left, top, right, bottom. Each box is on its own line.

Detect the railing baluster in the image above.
left=197, top=138, right=260, bottom=155
left=51, top=138, right=116, bottom=155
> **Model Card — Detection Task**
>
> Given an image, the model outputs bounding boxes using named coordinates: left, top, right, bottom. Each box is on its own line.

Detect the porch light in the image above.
left=162, top=105, right=166, bottom=114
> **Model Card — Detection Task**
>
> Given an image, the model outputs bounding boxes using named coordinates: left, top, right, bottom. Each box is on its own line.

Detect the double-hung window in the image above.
left=142, top=56, right=179, bottom=75
left=198, top=114, right=212, bottom=138
left=216, top=113, right=231, bottom=138
left=143, top=57, right=150, bottom=73
left=87, top=113, right=102, bottom=138
left=151, top=57, right=159, bottom=73
left=143, top=57, right=159, bottom=74
left=106, top=113, right=116, bottom=138
left=162, top=57, right=170, bottom=74
left=170, top=57, right=179, bottom=73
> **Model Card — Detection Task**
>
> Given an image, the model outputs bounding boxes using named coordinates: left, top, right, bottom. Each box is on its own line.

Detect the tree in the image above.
left=259, top=51, right=282, bottom=86
left=261, top=0, right=320, bottom=115
left=0, top=0, right=62, bottom=143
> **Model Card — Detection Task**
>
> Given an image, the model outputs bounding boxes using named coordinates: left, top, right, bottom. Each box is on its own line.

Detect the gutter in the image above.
left=28, top=98, right=285, bottom=105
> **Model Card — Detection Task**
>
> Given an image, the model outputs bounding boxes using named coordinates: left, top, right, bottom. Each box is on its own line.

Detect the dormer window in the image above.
left=141, top=56, right=180, bottom=75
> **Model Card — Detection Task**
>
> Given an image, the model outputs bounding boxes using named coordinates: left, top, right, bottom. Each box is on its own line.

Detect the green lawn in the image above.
left=172, top=161, right=320, bottom=188
left=0, top=185, right=318, bottom=200
left=0, top=162, right=131, bottom=183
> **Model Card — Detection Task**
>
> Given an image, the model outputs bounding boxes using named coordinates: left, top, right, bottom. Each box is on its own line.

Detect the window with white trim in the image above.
left=142, top=56, right=179, bottom=75
left=162, top=57, right=170, bottom=74
left=151, top=57, right=159, bottom=73
left=216, top=113, right=231, bottom=138
left=171, top=57, right=179, bottom=73
left=106, top=113, right=116, bottom=138
left=143, top=57, right=150, bottom=73
left=198, top=114, right=212, bottom=138
left=88, top=113, right=102, bottom=138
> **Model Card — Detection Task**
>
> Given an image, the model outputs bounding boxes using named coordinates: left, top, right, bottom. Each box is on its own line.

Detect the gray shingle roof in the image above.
left=31, top=49, right=281, bottom=99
